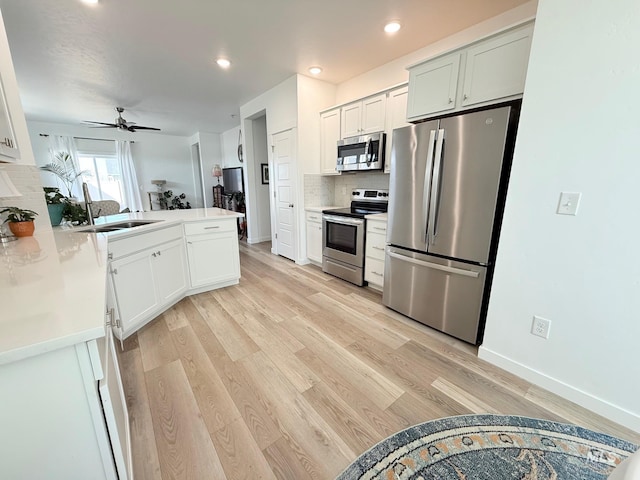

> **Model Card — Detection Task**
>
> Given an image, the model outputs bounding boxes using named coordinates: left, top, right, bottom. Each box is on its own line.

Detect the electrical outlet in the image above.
left=531, top=316, right=551, bottom=339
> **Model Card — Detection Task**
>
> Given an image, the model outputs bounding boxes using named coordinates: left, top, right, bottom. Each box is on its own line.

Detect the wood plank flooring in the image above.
left=118, top=241, right=640, bottom=480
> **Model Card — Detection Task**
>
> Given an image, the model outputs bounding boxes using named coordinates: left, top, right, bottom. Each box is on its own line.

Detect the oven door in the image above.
left=322, top=214, right=365, bottom=267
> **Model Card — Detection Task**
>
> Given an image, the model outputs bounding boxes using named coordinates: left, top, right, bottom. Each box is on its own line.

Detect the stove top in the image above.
left=322, top=189, right=388, bottom=219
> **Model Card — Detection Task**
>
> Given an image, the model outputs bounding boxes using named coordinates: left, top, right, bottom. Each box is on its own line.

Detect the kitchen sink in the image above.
left=73, top=219, right=161, bottom=233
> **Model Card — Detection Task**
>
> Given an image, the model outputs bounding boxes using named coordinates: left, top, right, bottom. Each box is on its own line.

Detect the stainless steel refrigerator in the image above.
left=383, top=104, right=519, bottom=344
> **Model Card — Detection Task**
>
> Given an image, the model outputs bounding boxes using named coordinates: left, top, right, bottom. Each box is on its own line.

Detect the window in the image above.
left=77, top=154, right=125, bottom=207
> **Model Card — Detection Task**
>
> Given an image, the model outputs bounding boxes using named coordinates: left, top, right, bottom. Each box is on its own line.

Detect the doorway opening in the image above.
left=246, top=113, right=272, bottom=247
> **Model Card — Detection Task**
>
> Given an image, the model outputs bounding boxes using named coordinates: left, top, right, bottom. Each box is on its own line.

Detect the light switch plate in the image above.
left=557, top=192, right=581, bottom=215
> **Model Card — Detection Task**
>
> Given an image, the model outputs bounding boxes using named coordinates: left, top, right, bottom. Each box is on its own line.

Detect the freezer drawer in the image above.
left=383, top=246, right=486, bottom=344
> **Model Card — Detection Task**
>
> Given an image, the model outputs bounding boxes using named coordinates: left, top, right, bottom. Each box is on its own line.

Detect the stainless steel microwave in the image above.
left=337, top=133, right=386, bottom=172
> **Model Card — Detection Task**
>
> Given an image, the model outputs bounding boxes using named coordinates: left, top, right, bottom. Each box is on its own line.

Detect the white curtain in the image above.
left=116, top=140, right=143, bottom=212
left=48, top=135, right=82, bottom=198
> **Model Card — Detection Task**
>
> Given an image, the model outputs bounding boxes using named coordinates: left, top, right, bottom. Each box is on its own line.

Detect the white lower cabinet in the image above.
left=109, top=226, right=187, bottom=338
left=185, top=219, right=240, bottom=289
left=305, top=210, right=323, bottom=264
left=0, top=334, right=131, bottom=480
left=365, top=217, right=388, bottom=289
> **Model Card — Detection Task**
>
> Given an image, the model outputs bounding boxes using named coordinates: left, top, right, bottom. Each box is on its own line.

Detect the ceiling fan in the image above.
left=83, top=107, right=161, bottom=132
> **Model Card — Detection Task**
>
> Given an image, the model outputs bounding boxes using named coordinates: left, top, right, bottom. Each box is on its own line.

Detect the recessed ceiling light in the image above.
left=81, top=0, right=99, bottom=4
left=216, top=58, right=231, bottom=69
left=384, top=21, right=401, bottom=34
left=309, top=66, right=323, bottom=75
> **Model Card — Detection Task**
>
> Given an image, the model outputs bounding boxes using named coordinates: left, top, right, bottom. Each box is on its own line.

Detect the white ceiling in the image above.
left=0, top=0, right=530, bottom=136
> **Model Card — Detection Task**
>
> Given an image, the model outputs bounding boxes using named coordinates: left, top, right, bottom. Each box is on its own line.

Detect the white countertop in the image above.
left=0, top=208, right=243, bottom=364
left=305, top=206, right=343, bottom=213
left=365, top=212, right=388, bottom=221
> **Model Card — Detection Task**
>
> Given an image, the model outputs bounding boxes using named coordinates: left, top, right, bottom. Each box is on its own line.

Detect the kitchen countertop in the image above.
left=0, top=208, right=244, bottom=365
left=305, top=206, right=343, bottom=213
left=365, top=212, right=388, bottom=221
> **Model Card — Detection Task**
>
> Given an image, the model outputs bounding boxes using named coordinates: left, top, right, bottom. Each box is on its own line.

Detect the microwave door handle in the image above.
left=424, top=129, right=438, bottom=244
left=429, top=128, right=445, bottom=244
left=366, top=138, right=372, bottom=164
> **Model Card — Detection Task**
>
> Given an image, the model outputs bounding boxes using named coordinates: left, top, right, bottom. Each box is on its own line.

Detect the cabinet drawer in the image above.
left=367, top=220, right=387, bottom=235
left=108, top=224, right=182, bottom=259
left=184, top=219, right=236, bottom=236
left=365, top=232, right=386, bottom=260
left=365, top=257, right=385, bottom=286
left=305, top=211, right=323, bottom=224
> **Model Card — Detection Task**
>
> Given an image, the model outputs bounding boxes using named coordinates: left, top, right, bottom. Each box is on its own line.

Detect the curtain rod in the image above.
left=39, top=134, right=135, bottom=143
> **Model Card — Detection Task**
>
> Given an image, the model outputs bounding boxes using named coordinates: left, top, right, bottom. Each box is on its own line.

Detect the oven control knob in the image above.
left=377, top=192, right=382, bottom=196
left=353, top=191, right=359, bottom=196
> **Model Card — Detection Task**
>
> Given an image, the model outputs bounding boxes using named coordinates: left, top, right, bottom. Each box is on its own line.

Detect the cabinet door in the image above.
left=98, top=329, right=132, bottom=480
left=153, top=239, right=188, bottom=306
left=186, top=232, right=240, bottom=288
left=306, top=221, right=323, bottom=263
left=341, top=102, right=362, bottom=138
left=111, top=250, right=159, bottom=332
left=361, top=94, right=386, bottom=134
left=320, top=109, right=341, bottom=174
left=407, top=52, right=461, bottom=120
left=461, top=25, right=533, bottom=108
left=385, top=86, right=410, bottom=173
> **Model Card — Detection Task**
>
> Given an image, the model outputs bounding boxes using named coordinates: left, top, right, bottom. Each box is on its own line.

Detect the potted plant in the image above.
left=40, top=151, right=86, bottom=199
left=0, top=206, right=39, bottom=237
left=43, top=186, right=66, bottom=226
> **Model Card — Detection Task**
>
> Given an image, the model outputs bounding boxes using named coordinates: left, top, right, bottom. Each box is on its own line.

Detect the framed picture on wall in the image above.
left=261, top=163, right=269, bottom=184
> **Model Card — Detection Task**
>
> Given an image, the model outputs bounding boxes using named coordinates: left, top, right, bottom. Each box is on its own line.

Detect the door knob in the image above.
left=289, top=203, right=294, bottom=208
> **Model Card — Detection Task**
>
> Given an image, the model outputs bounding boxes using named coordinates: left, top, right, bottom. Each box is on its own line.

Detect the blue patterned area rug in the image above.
left=336, top=414, right=638, bottom=480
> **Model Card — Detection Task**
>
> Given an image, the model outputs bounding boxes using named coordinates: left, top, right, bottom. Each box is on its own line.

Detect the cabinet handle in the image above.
left=373, top=226, right=386, bottom=231
left=152, top=252, right=157, bottom=257
left=463, top=94, right=468, bottom=100
left=107, top=252, right=113, bottom=260
left=1, top=137, right=13, bottom=147
left=309, top=215, right=318, bottom=220
left=448, top=98, right=453, bottom=104
left=204, top=226, right=220, bottom=229
left=372, top=271, right=383, bottom=276
left=106, top=307, right=120, bottom=328
left=187, top=241, right=193, bottom=244
left=112, top=268, right=118, bottom=275
left=157, top=250, right=161, bottom=256
left=372, top=246, right=385, bottom=251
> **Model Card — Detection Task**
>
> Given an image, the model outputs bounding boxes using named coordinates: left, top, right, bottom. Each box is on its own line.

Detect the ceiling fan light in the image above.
left=384, top=21, right=401, bottom=34
left=216, top=58, right=231, bottom=69
left=308, top=66, right=322, bottom=75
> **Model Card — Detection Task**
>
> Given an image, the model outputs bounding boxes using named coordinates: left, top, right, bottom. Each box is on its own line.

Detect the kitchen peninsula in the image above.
left=0, top=207, right=243, bottom=480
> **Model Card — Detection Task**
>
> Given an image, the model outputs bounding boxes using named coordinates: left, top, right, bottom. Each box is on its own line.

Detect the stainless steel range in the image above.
left=322, top=189, right=388, bottom=286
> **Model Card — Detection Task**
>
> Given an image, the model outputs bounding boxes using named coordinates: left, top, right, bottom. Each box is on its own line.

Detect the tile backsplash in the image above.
left=304, top=172, right=390, bottom=208
left=0, top=164, right=50, bottom=232
left=303, top=174, right=335, bottom=207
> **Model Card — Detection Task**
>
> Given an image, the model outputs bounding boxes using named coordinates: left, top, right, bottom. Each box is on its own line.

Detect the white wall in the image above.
left=240, top=76, right=297, bottom=248
left=251, top=115, right=271, bottom=242
left=479, top=0, right=640, bottom=432
left=221, top=126, right=242, bottom=169
left=335, top=1, right=538, bottom=105
left=28, top=121, right=195, bottom=211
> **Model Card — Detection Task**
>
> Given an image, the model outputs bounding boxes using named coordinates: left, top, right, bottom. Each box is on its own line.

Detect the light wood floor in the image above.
left=118, top=241, right=640, bottom=480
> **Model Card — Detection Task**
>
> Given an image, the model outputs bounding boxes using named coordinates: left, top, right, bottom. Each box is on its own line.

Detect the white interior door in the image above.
left=272, top=129, right=297, bottom=261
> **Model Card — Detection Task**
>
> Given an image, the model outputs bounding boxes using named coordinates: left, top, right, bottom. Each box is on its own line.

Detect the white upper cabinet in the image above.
left=461, top=24, right=534, bottom=108
left=0, top=75, right=19, bottom=161
left=340, top=93, right=386, bottom=138
left=385, top=85, right=410, bottom=173
left=407, top=52, right=461, bottom=120
left=407, top=22, right=534, bottom=122
left=319, top=108, right=341, bottom=174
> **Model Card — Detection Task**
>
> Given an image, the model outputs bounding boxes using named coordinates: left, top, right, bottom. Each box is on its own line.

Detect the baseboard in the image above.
left=478, top=346, right=640, bottom=433
left=247, top=235, right=271, bottom=245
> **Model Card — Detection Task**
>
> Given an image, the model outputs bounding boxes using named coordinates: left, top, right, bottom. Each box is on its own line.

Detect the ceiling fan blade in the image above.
left=88, top=126, right=121, bottom=129
left=83, top=121, right=118, bottom=127
left=129, top=126, right=161, bottom=131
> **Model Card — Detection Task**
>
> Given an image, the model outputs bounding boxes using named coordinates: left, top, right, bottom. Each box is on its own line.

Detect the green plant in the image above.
left=161, top=190, right=191, bottom=210
left=1, top=206, right=38, bottom=223
left=43, top=187, right=65, bottom=205
left=40, top=151, right=87, bottom=198
left=63, top=202, right=88, bottom=225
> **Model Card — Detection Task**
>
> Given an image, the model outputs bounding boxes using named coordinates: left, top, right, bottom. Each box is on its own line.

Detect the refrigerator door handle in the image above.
left=387, top=250, right=480, bottom=278
left=423, top=129, right=438, bottom=243
left=429, top=128, right=445, bottom=244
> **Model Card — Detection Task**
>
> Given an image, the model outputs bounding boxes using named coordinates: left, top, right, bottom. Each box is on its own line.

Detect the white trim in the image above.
left=247, top=235, right=271, bottom=244
left=478, top=346, right=640, bottom=433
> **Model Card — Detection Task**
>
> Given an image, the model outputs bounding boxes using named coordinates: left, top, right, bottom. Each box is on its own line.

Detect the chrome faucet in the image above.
left=82, top=182, right=95, bottom=225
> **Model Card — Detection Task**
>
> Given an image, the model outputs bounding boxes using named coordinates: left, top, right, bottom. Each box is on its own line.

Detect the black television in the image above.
left=222, top=167, right=244, bottom=193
